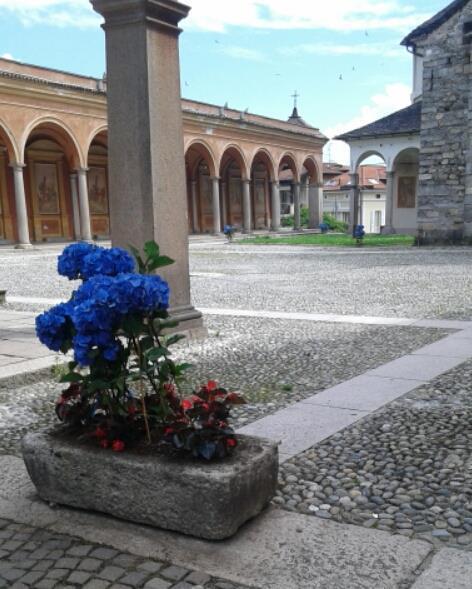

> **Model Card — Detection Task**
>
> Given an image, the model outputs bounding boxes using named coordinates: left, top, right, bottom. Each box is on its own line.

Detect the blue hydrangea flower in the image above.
left=69, top=273, right=169, bottom=366
left=58, top=243, right=97, bottom=280
left=82, top=247, right=135, bottom=280
left=36, top=302, right=73, bottom=352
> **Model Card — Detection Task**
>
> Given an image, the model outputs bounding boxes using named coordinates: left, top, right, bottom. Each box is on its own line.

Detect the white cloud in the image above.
left=279, top=42, right=406, bottom=58
left=186, top=0, right=431, bottom=33
left=0, top=1, right=99, bottom=28
left=220, top=45, right=267, bottom=62
left=323, top=82, right=411, bottom=165
left=1, top=53, right=16, bottom=60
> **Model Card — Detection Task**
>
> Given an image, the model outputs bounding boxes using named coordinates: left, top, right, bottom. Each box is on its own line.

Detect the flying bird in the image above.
left=339, top=74, right=343, bottom=81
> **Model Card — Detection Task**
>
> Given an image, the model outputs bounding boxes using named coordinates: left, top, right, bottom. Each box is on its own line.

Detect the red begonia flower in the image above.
left=207, top=380, right=218, bottom=391
left=226, top=438, right=237, bottom=448
left=112, top=440, right=125, bottom=452
left=182, top=399, right=193, bottom=411
left=94, top=426, right=107, bottom=439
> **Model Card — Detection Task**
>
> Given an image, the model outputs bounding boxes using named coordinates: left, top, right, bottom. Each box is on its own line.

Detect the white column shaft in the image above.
left=221, top=182, right=228, bottom=227
left=293, top=182, right=301, bottom=230
left=271, top=182, right=281, bottom=231
left=384, top=171, right=396, bottom=234
left=190, top=180, right=199, bottom=233
left=69, top=174, right=81, bottom=240
left=242, top=179, right=252, bottom=233
left=77, top=168, right=92, bottom=242
left=212, top=177, right=221, bottom=234
left=11, top=165, right=31, bottom=247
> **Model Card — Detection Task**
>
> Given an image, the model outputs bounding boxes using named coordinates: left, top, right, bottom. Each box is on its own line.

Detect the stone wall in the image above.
left=417, top=3, right=472, bottom=243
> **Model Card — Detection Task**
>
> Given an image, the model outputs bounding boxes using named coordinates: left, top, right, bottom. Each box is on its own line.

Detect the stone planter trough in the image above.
left=22, top=430, right=278, bottom=540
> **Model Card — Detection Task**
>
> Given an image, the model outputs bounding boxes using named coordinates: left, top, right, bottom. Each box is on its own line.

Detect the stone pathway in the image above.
left=0, top=517, right=249, bottom=589
left=238, top=326, right=472, bottom=461
left=0, top=457, right=434, bottom=589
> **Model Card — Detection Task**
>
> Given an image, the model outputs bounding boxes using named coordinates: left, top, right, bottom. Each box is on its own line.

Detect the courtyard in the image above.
left=0, top=240, right=472, bottom=588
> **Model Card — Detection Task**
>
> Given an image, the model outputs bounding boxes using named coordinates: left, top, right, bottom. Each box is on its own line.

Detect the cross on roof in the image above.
left=291, top=90, right=299, bottom=109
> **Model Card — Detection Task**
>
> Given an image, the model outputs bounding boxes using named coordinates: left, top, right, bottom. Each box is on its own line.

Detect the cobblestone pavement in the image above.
left=0, top=518, right=251, bottom=589
left=0, top=315, right=450, bottom=456
left=276, top=359, right=472, bottom=550
left=1, top=244, right=472, bottom=320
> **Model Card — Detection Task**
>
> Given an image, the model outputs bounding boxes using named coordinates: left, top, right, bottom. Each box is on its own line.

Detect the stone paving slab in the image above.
left=299, top=373, right=428, bottom=411
left=412, top=336, right=472, bottom=359
left=367, top=353, right=464, bottom=381
left=0, top=457, right=433, bottom=589
left=239, top=403, right=368, bottom=459
left=411, top=548, right=472, bottom=589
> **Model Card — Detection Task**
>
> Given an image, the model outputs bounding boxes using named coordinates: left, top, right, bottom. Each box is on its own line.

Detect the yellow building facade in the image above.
left=0, top=58, right=326, bottom=246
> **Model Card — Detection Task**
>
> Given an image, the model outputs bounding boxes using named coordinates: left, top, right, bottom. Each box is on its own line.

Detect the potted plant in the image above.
left=223, top=224, right=236, bottom=243
left=353, top=224, right=365, bottom=245
left=22, top=241, right=278, bottom=540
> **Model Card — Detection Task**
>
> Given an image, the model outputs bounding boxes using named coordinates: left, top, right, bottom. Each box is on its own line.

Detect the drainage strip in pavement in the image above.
left=238, top=327, right=472, bottom=462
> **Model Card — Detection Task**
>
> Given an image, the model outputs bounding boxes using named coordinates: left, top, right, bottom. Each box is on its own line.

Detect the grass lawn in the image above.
left=237, top=233, right=416, bottom=247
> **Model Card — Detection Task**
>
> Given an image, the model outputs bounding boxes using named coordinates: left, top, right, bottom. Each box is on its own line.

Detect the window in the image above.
left=376, top=194, right=381, bottom=199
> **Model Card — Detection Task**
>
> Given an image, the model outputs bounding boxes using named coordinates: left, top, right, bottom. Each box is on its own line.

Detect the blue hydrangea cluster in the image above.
left=36, top=302, right=73, bottom=352
left=58, top=243, right=97, bottom=280
left=57, top=243, right=135, bottom=281
left=36, top=272, right=170, bottom=366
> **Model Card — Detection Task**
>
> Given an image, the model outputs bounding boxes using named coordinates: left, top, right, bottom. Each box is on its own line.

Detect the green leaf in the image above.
left=60, top=372, right=83, bottom=383
left=147, top=256, right=175, bottom=271
left=166, top=334, right=186, bottom=347
left=154, top=318, right=179, bottom=331
left=144, top=240, right=160, bottom=259
left=145, top=347, right=169, bottom=361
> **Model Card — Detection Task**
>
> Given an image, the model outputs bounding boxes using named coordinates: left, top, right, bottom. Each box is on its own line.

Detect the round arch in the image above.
left=0, top=119, right=20, bottom=163
left=278, top=152, right=300, bottom=182
left=185, top=139, right=218, bottom=178
left=21, top=117, right=84, bottom=169
left=250, top=148, right=277, bottom=181
left=219, top=144, right=250, bottom=180
left=354, top=150, right=386, bottom=171
left=86, top=125, right=108, bottom=156
left=301, top=156, right=320, bottom=184
left=393, top=147, right=420, bottom=169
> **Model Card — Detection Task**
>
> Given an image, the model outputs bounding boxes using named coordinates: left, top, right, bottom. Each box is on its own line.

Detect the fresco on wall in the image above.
left=35, top=163, right=60, bottom=215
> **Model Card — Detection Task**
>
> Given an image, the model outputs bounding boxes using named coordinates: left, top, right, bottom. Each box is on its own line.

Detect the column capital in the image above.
left=9, top=162, right=26, bottom=171
left=70, top=172, right=78, bottom=179
left=242, top=178, right=251, bottom=185
left=90, top=0, right=191, bottom=35
left=210, top=176, right=220, bottom=182
left=386, top=170, right=395, bottom=177
left=76, top=167, right=89, bottom=174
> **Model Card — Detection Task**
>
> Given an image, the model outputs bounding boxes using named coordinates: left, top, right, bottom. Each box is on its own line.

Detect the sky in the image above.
left=0, top=0, right=448, bottom=164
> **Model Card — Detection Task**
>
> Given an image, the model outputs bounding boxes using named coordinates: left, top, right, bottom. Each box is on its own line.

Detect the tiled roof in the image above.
left=0, top=58, right=327, bottom=142
left=335, top=102, right=421, bottom=141
left=402, top=0, right=470, bottom=46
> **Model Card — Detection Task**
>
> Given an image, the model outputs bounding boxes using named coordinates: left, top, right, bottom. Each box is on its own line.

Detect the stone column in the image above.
left=293, top=182, right=301, bottom=231
left=90, top=0, right=202, bottom=331
left=349, top=173, right=360, bottom=235
left=221, top=181, right=228, bottom=228
left=69, top=173, right=81, bottom=240
left=271, top=182, right=281, bottom=231
left=382, top=171, right=396, bottom=234
left=211, top=177, right=221, bottom=234
left=190, top=180, right=199, bottom=233
left=11, top=164, right=31, bottom=248
left=308, top=183, right=323, bottom=229
left=77, top=168, right=92, bottom=242
left=242, top=179, right=252, bottom=233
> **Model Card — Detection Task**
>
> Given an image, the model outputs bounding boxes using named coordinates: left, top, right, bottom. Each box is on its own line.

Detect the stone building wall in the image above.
left=417, top=3, right=472, bottom=242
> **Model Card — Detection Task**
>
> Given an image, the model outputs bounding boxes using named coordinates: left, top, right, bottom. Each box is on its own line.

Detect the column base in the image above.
left=14, top=243, right=33, bottom=250
left=169, top=305, right=207, bottom=341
